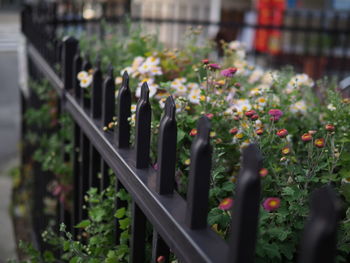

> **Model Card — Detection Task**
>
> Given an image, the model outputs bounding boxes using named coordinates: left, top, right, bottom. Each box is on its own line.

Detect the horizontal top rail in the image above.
left=26, top=42, right=229, bottom=263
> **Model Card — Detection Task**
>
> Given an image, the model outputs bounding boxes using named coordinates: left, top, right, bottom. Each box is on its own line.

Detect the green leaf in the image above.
left=75, top=219, right=90, bottom=228
left=177, top=129, right=186, bottom=143
left=115, top=207, right=126, bottom=219
left=119, top=218, right=130, bottom=230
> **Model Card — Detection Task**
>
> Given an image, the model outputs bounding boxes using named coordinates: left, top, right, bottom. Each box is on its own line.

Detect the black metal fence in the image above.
left=21, top=3, right=342, bottom=263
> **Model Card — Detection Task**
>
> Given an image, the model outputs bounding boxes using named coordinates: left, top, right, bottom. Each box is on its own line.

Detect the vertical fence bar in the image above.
left=89, top=146, right=101, bottom=190
left=298, top=186, right=340, bottom=263
left=156, top=96, right=176, bottom=195
left=72, top=122, right=81, bottom=238
left=135, top=82, right=151, bottom=169
left=228, top=144, right=262, bottom=263
left=185, top=116, right=212, bottom=229
left=73, top=47, right=82, bottom=101
left=81, top=55, right=92, bottom=109
left=149, top=96, right=176, bottom=262
left=152, top=231, right=170, bottom=263
left=102, top=66, right=115, bottom=129
left=62, top=36, right=78, bottom=91
left=91, top=58, right=102, bottom=119
left=100, top=160, right=110, bottom=191
left=130, top=201, right=147, bottom=263
left=79, top=132, right=90, bottom=235
left=116, top=71, right=131, bottom=148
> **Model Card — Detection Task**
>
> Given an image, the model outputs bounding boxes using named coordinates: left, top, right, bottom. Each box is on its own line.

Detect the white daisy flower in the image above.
left=175, top=84, right=187, bottom=95
left=188, top=91, right=200, bottom=104
left=248, top=69, right=264, bottom=84
left=77, top=71, right=88, bottom=81
left=130, top=104, right=137, bottom=112
left=80, top=75, right=92, bottom=88
left=144, top=56, right=160, bottom=66
left=290, top=100, right=307, bottom=114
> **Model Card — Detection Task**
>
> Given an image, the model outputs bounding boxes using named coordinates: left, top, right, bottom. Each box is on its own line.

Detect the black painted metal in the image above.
left=116, top=71, right=131, bottom=148
left=73, top=48, right=82, bottom=100
left=135, top=82, right=151, bottom=169
left=298, top=186, right=340, bottom=263
left=228, top=144, right=262, bottom=263
left=152, top=230, right=170, bottom=263
left=91, top=60, right=103, bottom=119
left=156, top=96, right=177, bottom=195
left=62, top=36, right=78, bottom=91
left=186, top=116, right=212, bottom=229
left=72, top=122, right=81, bottom=238
left=102, top=66, right=115, bottom=128
left=89, top=145, right=101, bottom=190
left=130, top=201, right=147, bottom=263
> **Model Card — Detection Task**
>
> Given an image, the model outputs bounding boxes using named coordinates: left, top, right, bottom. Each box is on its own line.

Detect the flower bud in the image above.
left=325, top=124, right=335, bottom=132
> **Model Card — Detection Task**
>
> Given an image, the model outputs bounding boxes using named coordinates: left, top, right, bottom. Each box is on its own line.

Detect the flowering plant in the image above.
left=26, top=25, right=350, bottom=262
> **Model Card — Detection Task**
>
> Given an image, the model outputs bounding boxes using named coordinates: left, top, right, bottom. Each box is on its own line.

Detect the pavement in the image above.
left=0, top=10, right=21, bottom=262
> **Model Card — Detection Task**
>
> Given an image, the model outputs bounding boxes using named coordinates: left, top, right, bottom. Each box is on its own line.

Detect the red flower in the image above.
left=256, top=128, right=264, bottom=135
left=301, top=133, right=312, bottom=142
left=218, top=198, right=233, bottom=210
left=233, top=115, right=241, bottom=121
left=245, top=110, right=256, bottom=117
left=325, top=124, right=335, bottom=132
left=157, top=256, right=165, bottom=263
left=314, top=138, right=325, bottom=148
left=201, top=59, right=209, bottom=64
left=189, top=128, right=198, bottom=136
left=263, top=197, right=281, bottom=212
left=276, top=129, right=288, bottom=138
left=259, top=168, right=268, bottom=177
left=251, top=114, right=259, bottom=121
left=234, top=82, right=241, bottom=88
left=229, top=128, right=239, bottom=135
left=208, top=63, right=221, bottom=70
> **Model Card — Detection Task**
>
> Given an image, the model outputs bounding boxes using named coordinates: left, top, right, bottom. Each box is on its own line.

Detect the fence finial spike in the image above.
left=141, top=82, right=150, bottom=101
left=108, top=64, right=114, bottom=78
left=241, top=144, right=263, bottom=171
left=122, top=71, right=129, bottom=87
left=298, top=185, right=341, bottom=263
left=164, top=96, right=175, bottom=120
left=197, top=115, right=211, bottom=140
left=95, top=54, right=101, bottom=69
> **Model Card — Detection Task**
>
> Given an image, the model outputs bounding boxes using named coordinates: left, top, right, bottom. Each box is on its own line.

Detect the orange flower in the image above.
left=256, top=128, right=264, bottom=135
left=282, top=147, right=291, bottom=155
left=229, top=128, right=238, bottom=135
left=314, top=138, right=325, bottom=148
left=276, top=129, right=288, bottom=138
left=259, top=168, right=268, bottom=177
left=189, top=128, right=197, bottom=136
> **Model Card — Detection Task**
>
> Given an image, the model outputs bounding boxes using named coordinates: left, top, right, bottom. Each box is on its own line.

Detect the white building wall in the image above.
left=131, top=0, right=221, bottom=47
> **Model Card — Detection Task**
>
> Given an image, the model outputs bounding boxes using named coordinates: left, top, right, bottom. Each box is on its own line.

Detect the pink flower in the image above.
left=263, top=197, right=281, bottom=212
left=205, top=113, right=214, bottom=119
left=208, top=63, right=221, bottom=70
left=268, top=109, right=283, bottom=121
left=220, top=67, right=237, bottom=78
left=218, top=197, right=233, bottom=210
left=202, top=59, right=209, bottom=64
left=259, top=168, right=268, bottom=177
